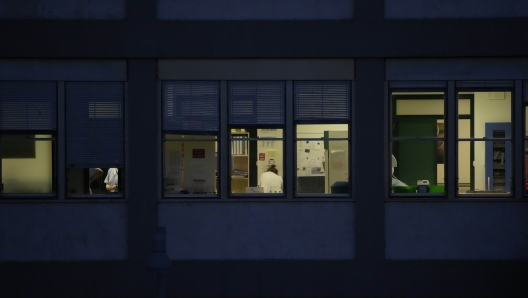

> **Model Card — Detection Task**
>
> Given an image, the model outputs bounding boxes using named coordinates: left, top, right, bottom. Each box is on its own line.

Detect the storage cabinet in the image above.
left=485, top=123, right=511, bottom=192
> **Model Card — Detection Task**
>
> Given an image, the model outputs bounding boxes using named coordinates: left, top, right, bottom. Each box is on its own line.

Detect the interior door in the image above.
left=394, top=118, right=437, bottom=186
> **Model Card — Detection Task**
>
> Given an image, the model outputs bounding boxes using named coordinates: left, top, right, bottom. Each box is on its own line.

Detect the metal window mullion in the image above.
left=446, top=81, right=457, bottom=198
left=157, top=81, right=162, bottom=199
left=514, top=80, right=524, bottom=199
left=392, top=137, right=445, bottom=141
left=386, top=80, right=392, bottom=195
left=350, top=80, right=355, bottom=199
left=285, top=81, right=294, bottom=199
left=58, top=81, right=65, bottom=200
left=220, top=80, right=229, bottom=199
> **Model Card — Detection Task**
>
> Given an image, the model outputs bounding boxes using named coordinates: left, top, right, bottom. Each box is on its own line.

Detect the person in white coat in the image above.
left=104, top=168, right=119, bottom=193
left=259, top=165, right=283, bottom=193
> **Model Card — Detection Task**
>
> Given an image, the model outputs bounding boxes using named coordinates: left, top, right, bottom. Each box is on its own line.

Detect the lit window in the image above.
left=294, top=81, right=351, bottom=195
left=389, top=82, right=514, bottom=197
left=390, top=91, right=446, bottom=195
left=228, top=81, right=285, bottom=195
left=460, top=91, right=512, bottom=195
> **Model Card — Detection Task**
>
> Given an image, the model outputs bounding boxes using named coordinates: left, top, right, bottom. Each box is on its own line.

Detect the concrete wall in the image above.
left=0, top=203, right=127, bottom=261
left=0, top=59, right=127, bottom=81
left=159, top=201, right=355, bottom=259
left=387, top=58, right=528, bottom=81
left=386, top=202, right=528, bottom=259
left=0, top=0, right=125, bottom=19
left=157, top=0, right=354, bottom=20
left=386, top=0, right=528, bottom=19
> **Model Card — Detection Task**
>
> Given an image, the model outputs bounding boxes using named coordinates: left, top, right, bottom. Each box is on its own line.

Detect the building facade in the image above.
left=1, top=0, right=528, bottom=297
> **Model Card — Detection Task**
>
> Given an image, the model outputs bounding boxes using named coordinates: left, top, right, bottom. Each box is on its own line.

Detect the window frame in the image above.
left=293, top=80, right=353, bottom=198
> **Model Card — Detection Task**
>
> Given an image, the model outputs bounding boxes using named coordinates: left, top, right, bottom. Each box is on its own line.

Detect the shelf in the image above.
left=231, top=132, right=249, bottom=193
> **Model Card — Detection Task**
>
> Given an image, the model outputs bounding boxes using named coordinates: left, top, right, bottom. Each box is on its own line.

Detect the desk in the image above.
left=465, top=190, right=508, bottom=194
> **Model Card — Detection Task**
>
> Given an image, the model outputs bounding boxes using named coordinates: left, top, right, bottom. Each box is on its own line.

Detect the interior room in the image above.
left=296, top=124, right=349, bottom=194
left=392, top=91, right=512, bottom=195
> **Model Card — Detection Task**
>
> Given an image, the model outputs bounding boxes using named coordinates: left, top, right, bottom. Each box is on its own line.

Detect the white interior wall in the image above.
left=256, top=129, right=284, bottom=183
left=473, top=92, right=511, bottom=191
left=165, top=136, right=216, bottom=194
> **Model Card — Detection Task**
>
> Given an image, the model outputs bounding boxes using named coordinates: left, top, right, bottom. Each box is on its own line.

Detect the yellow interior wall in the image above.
left=2, top=135, right=53, bottom=193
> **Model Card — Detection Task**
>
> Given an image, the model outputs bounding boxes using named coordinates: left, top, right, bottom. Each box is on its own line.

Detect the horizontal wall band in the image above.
left=158, top=59, right=355, bottom=80
left=389, top=80, right=447, bottom=89
left=385, top=0, right=528, bottom=19
left=455, top=80, right=514, bottom=89
left=387, top=58, right=528, bottom=81
left=0, top=59, right=127, bottom=81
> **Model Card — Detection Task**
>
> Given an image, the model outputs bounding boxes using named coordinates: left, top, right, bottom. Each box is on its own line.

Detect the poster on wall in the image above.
left=297, top=140, right=325, bottom=177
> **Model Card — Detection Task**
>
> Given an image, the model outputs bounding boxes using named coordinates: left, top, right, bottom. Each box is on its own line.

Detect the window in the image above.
left=0, top=81, right=57, bottom=195
left=294, top=81, right=351, bottom=195
left=389, top=81, right=515, bottom=197
left=66, top=82, right=125, bottom=196
left=228, top=81, right=285, bottom=195
left=162, top=81, right=219, bottom=196
left=459, top=90, right=512, bottom=195
left=162, top=79, right=353, bottom=198
left=390, top=91, right=446, bottom=195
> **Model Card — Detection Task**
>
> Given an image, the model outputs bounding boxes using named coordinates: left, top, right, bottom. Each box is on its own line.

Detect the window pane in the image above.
left=462, top=92, right=511, bottom=138
left=391, top=140, right=445, bottom=194
left=296, top=124, right=348, bottom=195
left=458, top=91, right=512, bottom=196
left=230, top=129, right=284, bottom=195
left=67, top=167, right=123, bottom=195
left=391, top=92, right=445, bottom=195
left=460, top=140, right=511, bottom=194
left=1, top=134, right=54, bottom=194
left=164, top=134, right=217, bottom=195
